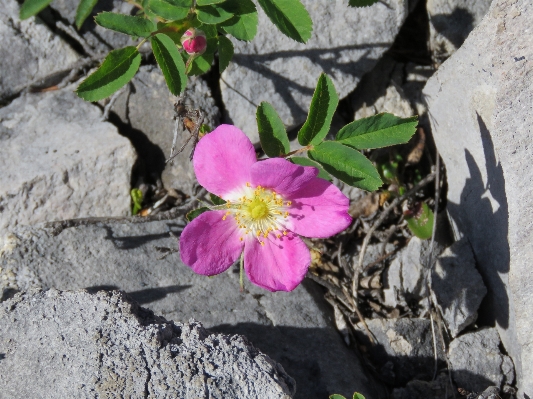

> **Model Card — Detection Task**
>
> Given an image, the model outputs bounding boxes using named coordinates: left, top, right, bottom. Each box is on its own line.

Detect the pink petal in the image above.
left=250, top=158, right=318, bottom=196
left=193, top=125, right=257, bottom=199
left=285, top=178, right=352, bottom=238
left=180, top=210, right=244, bottom=275
left=244, top=233, right=310, bottom=292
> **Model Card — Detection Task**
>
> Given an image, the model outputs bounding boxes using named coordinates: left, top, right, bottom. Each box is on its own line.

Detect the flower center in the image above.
left=248, top=198, right=269, bottom=220
left=221, top=184, right=292, bottom=245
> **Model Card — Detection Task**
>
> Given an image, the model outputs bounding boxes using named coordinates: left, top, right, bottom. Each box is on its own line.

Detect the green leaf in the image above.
left=76, top=47, right=141, bottom=102
left=291, top=157, right=331, bottom=181
left=329, top=395, right=347, bottom=399
left=298, top=73, right=339, bottom=146
left=151, top=33, right=187, bottom=95
left=348, top=0, right=379, bottom=7
left=336, top=113, right=418, bottom=150
left=186, top=207, right=210, bottom=221
left=148, top=0, right=190, bottom=20
left=256, top=102, right=290, bottom=157
left=75, top=0, right=98, bottom=29
left=196, top=4, right=233, bottom=24
left=131, top=188, right=143, bottom=215
left=353, top=393, right=366, bottom=399
left=210, top=193, right=226, bottom=205
left=219, top=0, right=257, bottom=41
left=406, top=202, right=434, bottom=240
left=218, top=35, right=234, bottom=73
left=309, top=142, right=382, bottom=191
left=197, top=0, right=225, bottom=4
left=257, top=0, right=312, bottom=43
left=19, top=0, right=53, bottom=19
left=95, top=12, right=155, bottom=37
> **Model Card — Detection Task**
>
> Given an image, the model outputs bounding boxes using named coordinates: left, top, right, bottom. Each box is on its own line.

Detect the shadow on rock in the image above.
left=447, top=113, right=510, bottom=330
left=86, top=284, right=192, bottom=305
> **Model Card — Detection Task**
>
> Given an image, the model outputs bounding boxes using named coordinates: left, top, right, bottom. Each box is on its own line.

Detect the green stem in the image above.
left=239, top=253, right=244, bottom=292
left=281, top=145, right=313, bottom=158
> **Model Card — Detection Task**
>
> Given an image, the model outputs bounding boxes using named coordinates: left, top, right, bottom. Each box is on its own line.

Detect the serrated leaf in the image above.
left=75, top=0, right=98, bottom=29
left=256, top=102, right=290, bottom=157
left=151, top=33, right=187, bottom=95
left=196, top=4, right=233, bottom=24
left=197, top=0, right=225, bottom=5
left=291, top=157, right=331, bottom=181
left=95, top=12, right=155, bottom=37
left=148, top=0, right=190, bottom=20
left=298, top=73, right=339, bottom=146
left=348, top=0, right=379, bottom=7
left=19, top=0, right=53, bottom=19
left=257, top=0, right=312, bottom=43
left=309, top=142, right=382, bottom=191
left=336, top=113, right=418, bottom=150
left=406, top=202, right=434, bottom=240
left=219, top=0, right=257, bottom=41
left=210, top=193, right=226, bottom=205
left=186, top=207, right=210, bottom=221
left=218, top=35, right=234, bottom=73
left=76, top=46, right=141, bottom=102
left=353, top=393, right=366, bottom=399
left=329, top=395, right=347, bottom=399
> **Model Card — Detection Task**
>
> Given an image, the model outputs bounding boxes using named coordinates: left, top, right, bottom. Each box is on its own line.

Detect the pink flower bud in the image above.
left=181, top=28, right=207, bottom=56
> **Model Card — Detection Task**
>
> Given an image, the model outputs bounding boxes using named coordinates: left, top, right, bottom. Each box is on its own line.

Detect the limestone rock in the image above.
left=0, top=89, right=136, bottom=232
left=49, top=0, right=139, bottom=55
left=0, top=0, right=79, bottom=101
left=448, top=328, right=515, bottom=393
left=431, top=238, right=487, bottom=337
left=354, top=318, right=445, bottom=386
left=221, top=0, right=409, bottom=143
left=0, top=289, right=295, bottom=398
left=423, top=0, right=533, bottom=395
left=110, top=66, right=220, bottom=195
left=427, top=0, right=493, bottom=65
left=0, top=219, right=381, bottom=399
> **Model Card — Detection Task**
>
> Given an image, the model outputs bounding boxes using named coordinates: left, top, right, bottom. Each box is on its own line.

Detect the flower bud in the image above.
left=181, top=28, right=207, bottom=56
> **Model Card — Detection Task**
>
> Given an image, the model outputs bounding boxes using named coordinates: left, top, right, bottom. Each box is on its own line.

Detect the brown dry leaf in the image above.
left=406, top=127, right=426, bottom=165
left=349, top=193, right=380, bottom=218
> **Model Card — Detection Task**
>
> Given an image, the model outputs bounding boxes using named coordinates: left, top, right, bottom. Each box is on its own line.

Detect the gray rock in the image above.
left=0, top=219, right=381, bottom=399
left=423, top=0, right=533, bottom=395
left=351, top=56, right=414, bottom=121
left=49, top=0, right=139, bottom=55
left=392, top=372, right=455, bottom=399
left=354, top=318, right=445, bottom=386
left=383, top=237, right=446, bottom=309
left=110, top=66, right=220, bottom=194
left=448, top=328, right=515, bottom=393
left=0, top=0, right=79, bottom=101
left=431, top=238, right=487, bottom=337
left=221, top=0, right=409, bottom=143
left=0, top=89, right=136, bottom=232
left=427, top=0, right=492, bottom=65
left=0, top=289, right=295, bottom=398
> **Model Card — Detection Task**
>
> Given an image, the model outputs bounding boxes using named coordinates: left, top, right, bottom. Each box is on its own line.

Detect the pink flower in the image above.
left=180, top=28, right=207, bottom=56
left=179, top=125, right=352, bottom=292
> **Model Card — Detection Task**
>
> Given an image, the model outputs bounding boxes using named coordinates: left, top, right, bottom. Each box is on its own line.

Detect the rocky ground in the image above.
left=1, top=0, right=531, bottom=398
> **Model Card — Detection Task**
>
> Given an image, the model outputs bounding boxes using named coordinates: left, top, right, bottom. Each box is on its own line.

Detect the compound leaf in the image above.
left=298, top=73, right=339, bottom=146
left=151, top=33, right=187, bottom=95
left=257, top=0, right=312, bottom=43
left=76, top=46, right=141, bottom=102
left=309, top=141, right=382, bottom=191
left=256, top=102, right=290, bottom=157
